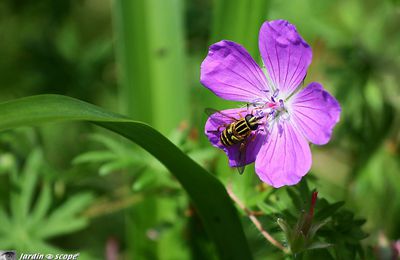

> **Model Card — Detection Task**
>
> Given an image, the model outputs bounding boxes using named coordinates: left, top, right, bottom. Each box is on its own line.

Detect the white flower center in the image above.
left=248, top=90, right=291, bottom=136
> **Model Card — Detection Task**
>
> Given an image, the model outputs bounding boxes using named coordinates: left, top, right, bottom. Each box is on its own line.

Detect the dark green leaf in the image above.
left=307, top=219, right=330, bottom=240
left=286, top=188, right=303, bottom=211
left=315, top=201, right=345, bottom=221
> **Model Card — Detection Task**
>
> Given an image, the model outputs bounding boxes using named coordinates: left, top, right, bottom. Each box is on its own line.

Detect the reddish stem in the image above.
left=309, top=191, right=318, bottom=217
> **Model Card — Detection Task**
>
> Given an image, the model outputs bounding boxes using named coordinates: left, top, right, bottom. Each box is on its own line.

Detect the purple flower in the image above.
left=201, top=20, right=341, bottom=188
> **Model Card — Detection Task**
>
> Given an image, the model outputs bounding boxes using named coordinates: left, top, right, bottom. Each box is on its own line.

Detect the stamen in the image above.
left=277, top=123, right=284, bottom=136
left=269, top=110, right=276, bottom=116
left=248, top=98, right=267, bottom=111
left=273, top=89, right=280, bottom=98
left=254, top=109, right=265, bottom=119
left=250, top=90, right=290, bottom=131
left=279, top=99, right=284, bottom=108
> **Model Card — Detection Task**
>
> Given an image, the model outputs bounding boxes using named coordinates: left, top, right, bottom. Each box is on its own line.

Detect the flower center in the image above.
left=247, top=90, right=290, bottom=135
left=250, top=90, right=289, bottom=122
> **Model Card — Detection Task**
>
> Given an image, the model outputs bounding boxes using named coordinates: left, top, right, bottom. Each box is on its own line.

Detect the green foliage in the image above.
left=0, top=0, right=114, bottom=102
left=0, top=149, right=93, bottom=254
left=73, top=127, right=216, bottom=187
left=0, top=94, right=252, bottom=260
left=352, top=146, right=400, bottom=237
left=73, top=125, right=217, bottom=259
left=274, top=180, right=368, bottom=258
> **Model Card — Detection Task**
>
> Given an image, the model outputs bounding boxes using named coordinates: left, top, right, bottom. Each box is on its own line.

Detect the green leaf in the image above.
left=132, top=170, right=158, bottom=191
left=9, top=149, right=42, bottom=225
left=20, top=149, right=42, bottom=220
left=315, top=201, right=345, bottom=221
left=277, top=218, right=292, bottom=240
left=0, top=94, right=252, bottom=260
left=46, top=193, right=94, bottom=220
left=307, top=219, right=330, bottom=240
left=286, top=188, right=303, bottom=211
left=28, top=181, right=52, bottom=227
left=72, top=150, right=118, bottom=165
left=307, top=242, right=333, bottom=250
left=35, top=218, right=89, bottom=239
left=89, top=134, right=128, bottom=154
left=257, top=201, right=279, bottom=214
left=98, top=158, right=134, bottom=176
left=33, top=193, right=93, bottom=239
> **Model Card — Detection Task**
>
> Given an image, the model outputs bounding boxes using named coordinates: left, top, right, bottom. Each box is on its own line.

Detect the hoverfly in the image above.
left=205, top=107, right=265, bottom=174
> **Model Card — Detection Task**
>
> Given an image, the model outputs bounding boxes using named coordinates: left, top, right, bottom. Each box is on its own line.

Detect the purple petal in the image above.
left=200, top=40, right=270, bottom=102
left=289, top=82, right=341, bottom=145
left=259, top=20, right=312, bottom=98
left=255, top=119, right=311, bottom=188
left=226, top=132, right=265, bottom=168
left=205, top=108, right=265, bottom=167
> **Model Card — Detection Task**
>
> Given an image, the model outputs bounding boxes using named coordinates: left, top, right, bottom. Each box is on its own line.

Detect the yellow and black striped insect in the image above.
left=205, top=108, right=264, bottom=174
left=219, top=113, right=261, bottom=147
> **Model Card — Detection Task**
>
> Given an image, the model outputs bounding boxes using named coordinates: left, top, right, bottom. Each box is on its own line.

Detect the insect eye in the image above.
left=245, top=114, right=253, bottom=122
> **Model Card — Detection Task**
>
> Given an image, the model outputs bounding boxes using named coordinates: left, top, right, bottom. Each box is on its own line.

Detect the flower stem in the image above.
left=227, top=183, right=289, bottom=253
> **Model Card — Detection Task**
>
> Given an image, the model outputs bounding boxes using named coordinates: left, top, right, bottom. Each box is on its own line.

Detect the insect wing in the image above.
left=236, top=162, right=246, bottom=175
left=235, top=132, right=260, bottom=175
left=235, top=142, right=248, bottom=175
left=205, top=108, right=237, bottom=122
left=205, top=108, right=243, bottom=132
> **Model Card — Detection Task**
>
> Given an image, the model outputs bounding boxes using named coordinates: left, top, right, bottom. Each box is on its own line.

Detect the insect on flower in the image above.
left=205, top=107, right=265, bottom=174
left=201, top=20, right=341, bottom=187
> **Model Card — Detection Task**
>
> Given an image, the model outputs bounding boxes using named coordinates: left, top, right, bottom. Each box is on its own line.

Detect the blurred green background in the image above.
left=0, top=0, right=399, bottom=259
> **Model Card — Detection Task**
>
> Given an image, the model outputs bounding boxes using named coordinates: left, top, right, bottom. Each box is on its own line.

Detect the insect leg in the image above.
left=249, top=133, right=258, bottom=142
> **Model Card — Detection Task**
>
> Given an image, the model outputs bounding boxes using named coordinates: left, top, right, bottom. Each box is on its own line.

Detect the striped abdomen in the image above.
left=220, top=114, right=260, bottom=147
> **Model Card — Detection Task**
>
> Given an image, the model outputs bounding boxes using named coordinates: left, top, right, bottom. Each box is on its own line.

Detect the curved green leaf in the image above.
left=0, top=94, right=252, bottom=260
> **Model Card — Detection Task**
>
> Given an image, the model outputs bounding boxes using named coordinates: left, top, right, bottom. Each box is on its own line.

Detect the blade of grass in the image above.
left=0, top=94, right=252, bottom=260
left=211, top=0, right=269, bottom=57
left=112, top=1, right=157, bottom=255
left=112, top=1, right=188, bottom=258
left=113, top=0, right=188, bottom=133
left=112, top=0, right=153, bottom=123
left=145, top=0, right=188, bottom=132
